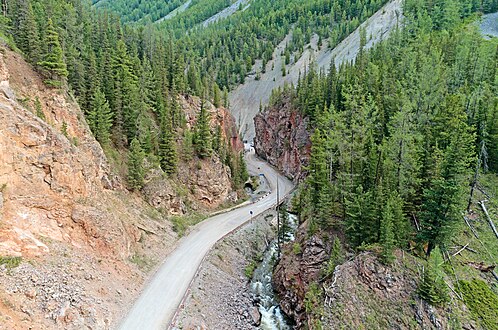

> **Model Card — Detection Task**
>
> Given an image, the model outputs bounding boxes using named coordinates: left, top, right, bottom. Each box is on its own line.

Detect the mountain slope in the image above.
left=0, top=41, right=245, bottom=329
left=253, top=1, right=498, bottom=328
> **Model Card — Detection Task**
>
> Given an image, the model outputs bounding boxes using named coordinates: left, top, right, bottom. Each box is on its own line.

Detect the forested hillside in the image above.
left=95, top=0, right=391, bottom=91
left=92, top=0, right=185, bottom=23
left=161, top=0, right=389, bottom=89
left=278, top=0, right=498, bottom=255
left=1, top=0, right=248, bottom=192
left=265, top=0, right=498, bottom=328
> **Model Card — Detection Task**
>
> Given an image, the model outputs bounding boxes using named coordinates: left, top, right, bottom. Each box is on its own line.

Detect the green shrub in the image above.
left=244, top=260, right=257, bottom=278
left=292, top=242, right=302, bottom=255
left=170, top=213, right=207, bottom=237
left=0, top=256, right=22, bottom=269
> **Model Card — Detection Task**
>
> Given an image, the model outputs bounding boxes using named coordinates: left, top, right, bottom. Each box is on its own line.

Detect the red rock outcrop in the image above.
left=254, top=95, right=311, bottom=182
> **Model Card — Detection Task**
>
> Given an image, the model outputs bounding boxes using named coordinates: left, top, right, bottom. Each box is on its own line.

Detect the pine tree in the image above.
left=213, top=83, right=221, bottom=108
left=345, top=185, right=372, bottom=248
left=418, top=247, right=449, bottom=306
left=194, top=98, right=212, bottom=159
left=325, top=236, right=344, bottom=278
left=88, top=89, right=113, bottom=144
left=16, top=1, right=40, bottom=64
left=212, top=125, right=222, bottom=153
left=112, top=40, right=139, bottom=146
left=419, top=96, right=475, bottom=255
left=159, top=111, right=177, bottom=175
left=380, top=193, right=404, bottom=263
left=128, top=138, right=145, bottom=191
left=38, top=18, right=68, bottom=86
left=223, top=87, right=229, bottom=108
left=238, top=152, right=249, bottom=184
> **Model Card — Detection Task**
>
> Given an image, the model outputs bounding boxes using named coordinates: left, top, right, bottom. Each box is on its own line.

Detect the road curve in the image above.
left=119, top=150, right=294, bottom=330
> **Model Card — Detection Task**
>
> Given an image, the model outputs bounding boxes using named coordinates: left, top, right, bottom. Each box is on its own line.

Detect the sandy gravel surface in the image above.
left=481, top=12, right=498, bottom=39
left=119, top=151, right=293, bottom=330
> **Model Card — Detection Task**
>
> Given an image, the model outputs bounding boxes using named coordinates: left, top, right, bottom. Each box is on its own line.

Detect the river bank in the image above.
left=172, top=209, right=278, bottom=329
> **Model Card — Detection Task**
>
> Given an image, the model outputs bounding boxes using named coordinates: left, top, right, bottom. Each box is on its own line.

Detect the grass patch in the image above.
left=244, top=260, right=257, bottom=278
left=458, top=279, right=498, bottom=330
left=0, top=256, right=22, bottom=269
left=129, top=254, right=155, bottom=272
left=170, top=213, right=207, bottom=237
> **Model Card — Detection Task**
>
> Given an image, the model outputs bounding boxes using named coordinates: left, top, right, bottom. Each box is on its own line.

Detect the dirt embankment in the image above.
left=173, top=209, right=277, bottom=330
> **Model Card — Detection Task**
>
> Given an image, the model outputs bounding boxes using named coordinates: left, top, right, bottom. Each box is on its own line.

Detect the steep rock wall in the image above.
left=253, top=96, right=311, bottom=182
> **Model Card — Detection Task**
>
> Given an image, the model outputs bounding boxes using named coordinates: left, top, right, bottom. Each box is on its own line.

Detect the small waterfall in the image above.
left=249, top=214, right=298, bottom=329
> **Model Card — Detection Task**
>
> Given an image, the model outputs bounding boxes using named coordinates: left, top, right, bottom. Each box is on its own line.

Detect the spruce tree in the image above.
left=238, top=152, right=249, bottom=184
left=380, top=193, right=402, bottom=264
left=419, top=96, right=474, bottom=255
left=194, top=99, right=212, bottom=159
left=418, top=247, right=449, bottom=306
left=38, top=18, right=68, bottom=85
left=345, top=185, right=372, bottom=248
left=88, top=89, right=113, bottom=144
left=17, top=1, right=40, bottom=64
left=159, top=111, right=177, bottom=176
left=128, top=138, right=145, bottom=191
left=213, top=83, right=221, bottom=108
left=223, top=87, right=229, bottom=108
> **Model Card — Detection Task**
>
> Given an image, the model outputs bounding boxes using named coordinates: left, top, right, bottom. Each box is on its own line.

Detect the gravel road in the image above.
left=119, top=151, right=294, bottom=330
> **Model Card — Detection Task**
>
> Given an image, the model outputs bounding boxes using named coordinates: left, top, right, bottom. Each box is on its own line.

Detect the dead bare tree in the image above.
left=467, top=140, right=487, bottom=211
left=479, top=200, right=498, bottom=239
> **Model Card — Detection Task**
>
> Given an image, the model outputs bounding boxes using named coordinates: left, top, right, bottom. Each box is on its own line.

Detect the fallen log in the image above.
left=466, top=261, right=496, bottom=273
left=463, top=216, right=479, bottom=239
left=492, top=271, right=498, bottom=282
left=478, top=200, right=498, bottom=239
left=452, top=244, right=469, bottom=257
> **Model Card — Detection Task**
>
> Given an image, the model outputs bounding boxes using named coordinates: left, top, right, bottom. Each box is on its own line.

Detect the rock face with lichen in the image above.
left=254, top=95, right=311, bottom=182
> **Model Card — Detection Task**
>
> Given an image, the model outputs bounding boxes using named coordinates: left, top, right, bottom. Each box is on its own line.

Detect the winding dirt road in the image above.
left=120, top=1, right=403, bottom=328
left=119, top=151, right=293, bottom=330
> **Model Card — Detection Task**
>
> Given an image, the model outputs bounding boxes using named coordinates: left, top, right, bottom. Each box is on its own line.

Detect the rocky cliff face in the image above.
left=0, top=47, right=120, bottom=258
left=273, top=222, right=473, bottom=329
left=0, top=44, right=243, bottom=329
left=254, top=95, right=311, bottom=182
left=141, top=94, right=243, bottom=214
left=273, top=221, right=333, bottom=327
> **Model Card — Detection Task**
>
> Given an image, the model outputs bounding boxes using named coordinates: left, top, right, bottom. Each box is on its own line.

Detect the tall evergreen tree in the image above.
left=380, top=193, right=406, bottom=263
left=418, top=246, right=449, bottom=306
left=194, top=98, right=212, bottom=159
left=16, top=1, right=40, bottom=64
left=159, top=110, right=177, bottom=175
left=88, top=89, right=113, bottom=144
left=419, top=96, right=475, bottom=255
left=128, top=138, right=145, bottom=191
left=38, top=18, right=68, bottom=85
